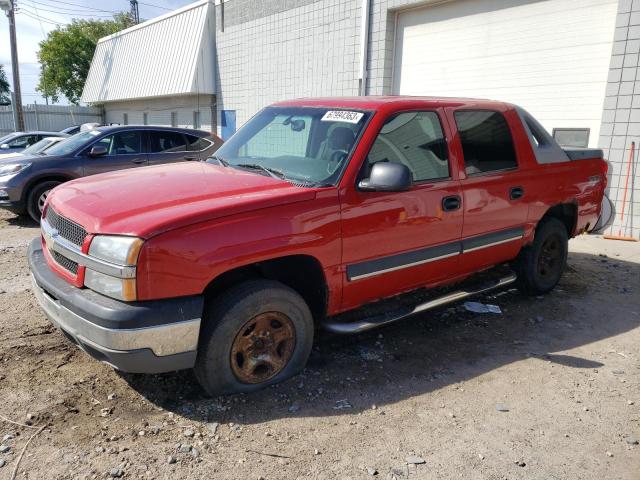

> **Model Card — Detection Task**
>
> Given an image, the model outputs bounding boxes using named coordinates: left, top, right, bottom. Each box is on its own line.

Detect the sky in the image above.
left=0, top=0, right=194, bottom=105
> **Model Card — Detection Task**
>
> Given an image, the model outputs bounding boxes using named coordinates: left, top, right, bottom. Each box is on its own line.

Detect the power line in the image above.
left=36, top=0, right=120, bottom=14
left=30, top=1, right=119, bottom=15
left=20, top=4, right=116, bottom=18
left=138, top=2, right=171, bottom=11
left=18, top=9, right=67, bottom=26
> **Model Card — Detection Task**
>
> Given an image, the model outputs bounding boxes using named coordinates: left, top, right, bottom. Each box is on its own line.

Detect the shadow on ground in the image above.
left=120, top=251, right=639, bottom=424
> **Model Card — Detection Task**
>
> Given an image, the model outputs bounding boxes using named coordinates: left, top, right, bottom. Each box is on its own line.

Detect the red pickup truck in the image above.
left=28, top=97, right=607, bottom=395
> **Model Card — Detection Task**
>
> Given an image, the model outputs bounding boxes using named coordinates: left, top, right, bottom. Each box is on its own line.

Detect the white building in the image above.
left=82, top=0, right=639, bottom=238
left=82, top=1, right=216, bottom=131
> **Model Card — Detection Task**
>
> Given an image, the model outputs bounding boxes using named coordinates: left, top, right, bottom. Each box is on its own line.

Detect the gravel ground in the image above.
left=0, top=208, right=638, bottom=480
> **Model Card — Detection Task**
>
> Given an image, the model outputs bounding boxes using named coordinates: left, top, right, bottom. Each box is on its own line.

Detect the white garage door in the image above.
left=393, top=0, right=617, bottom=147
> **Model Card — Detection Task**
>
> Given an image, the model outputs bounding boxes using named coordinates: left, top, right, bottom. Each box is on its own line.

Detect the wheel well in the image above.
left=24, top=176, right=73, bottom=202
left=203, top=255, right=328, bottom=322
left=541, top=203, right=577, bottom=236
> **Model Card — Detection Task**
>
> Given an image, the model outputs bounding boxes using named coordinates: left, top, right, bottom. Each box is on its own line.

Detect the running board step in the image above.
left=322, top=273, right=517, bottom=334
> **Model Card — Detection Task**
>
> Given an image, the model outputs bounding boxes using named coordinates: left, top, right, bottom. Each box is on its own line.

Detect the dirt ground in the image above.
left=0, top=208, right=638, bottom=480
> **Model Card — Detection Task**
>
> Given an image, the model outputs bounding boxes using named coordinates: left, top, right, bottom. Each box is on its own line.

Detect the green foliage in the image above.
left=36, top=13, right=136, bottom=104
left=0, top=65, right=10, bottom=105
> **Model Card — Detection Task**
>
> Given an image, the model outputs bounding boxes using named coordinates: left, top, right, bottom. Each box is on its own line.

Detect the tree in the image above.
left=0, top=65, right=10, bottom=105
left=36, top=13, right=136, bottom=104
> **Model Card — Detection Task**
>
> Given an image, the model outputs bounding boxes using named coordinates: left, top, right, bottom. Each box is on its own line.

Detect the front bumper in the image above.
left=28, top=238, right=204, bottom=373
left=0, top=177, right=26, bottom=213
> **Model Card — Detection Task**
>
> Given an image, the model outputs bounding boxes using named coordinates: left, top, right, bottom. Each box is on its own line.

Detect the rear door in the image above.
left=147, top=130, right=196, bottom=165
left=446, top=108, right=531, bottom=273
left=82, top=130, right=148, bottom=176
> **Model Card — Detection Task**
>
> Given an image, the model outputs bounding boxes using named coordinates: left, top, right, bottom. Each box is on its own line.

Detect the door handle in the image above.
left=131, top=158, right=146, bottom=165
left=442, top=195, right=461, bottom=212
left=184, top=156, right=197, bottom=161
left=509, top=186, right=524, bottom=200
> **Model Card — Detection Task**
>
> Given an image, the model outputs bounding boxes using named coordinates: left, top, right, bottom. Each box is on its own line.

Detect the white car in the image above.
left=0, top=136, right=68, bottom=160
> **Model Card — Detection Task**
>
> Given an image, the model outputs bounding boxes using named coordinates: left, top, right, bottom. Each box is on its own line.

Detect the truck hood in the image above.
left=47, top=162, right=317, bottom=238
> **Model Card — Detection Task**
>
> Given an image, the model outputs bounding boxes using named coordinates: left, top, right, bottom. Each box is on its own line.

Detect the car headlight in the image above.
left=84, top=235, right=143, bottom=301
left=88, top=235, right=143, bottom=265
left=0, top=163, right=31, bottom=177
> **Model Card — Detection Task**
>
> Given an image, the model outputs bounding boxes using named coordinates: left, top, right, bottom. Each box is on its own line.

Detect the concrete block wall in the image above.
left=599, top=0, right=640, bottom=239
left=214, top=0, right=362, bottom=128
left=103, top=95, right=216, bottom=131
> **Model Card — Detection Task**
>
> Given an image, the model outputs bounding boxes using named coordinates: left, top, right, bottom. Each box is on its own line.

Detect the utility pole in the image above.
left=0, top=0, right=25, bottom=131
left=130, top=0, right=139, bottom=24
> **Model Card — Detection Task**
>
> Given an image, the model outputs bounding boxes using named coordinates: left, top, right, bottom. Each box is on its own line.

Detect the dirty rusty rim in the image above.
left=538, top=234, right=562, bottom=278
left=230, top=311, right=296, bottom=384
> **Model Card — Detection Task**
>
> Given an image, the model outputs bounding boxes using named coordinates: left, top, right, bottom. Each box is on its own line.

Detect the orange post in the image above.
left=604, top=141, right=639, bottom=241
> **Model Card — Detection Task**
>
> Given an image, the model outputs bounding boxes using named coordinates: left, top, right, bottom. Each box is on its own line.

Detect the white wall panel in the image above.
left=393, top=0, right=618, bottom=146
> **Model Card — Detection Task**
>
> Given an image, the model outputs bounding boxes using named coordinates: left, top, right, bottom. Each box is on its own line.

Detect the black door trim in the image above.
left=347, top=241, right=461, bottom=281
left=461, top=226, right=525, bottom=253
left=346, top=226, right=525, bottom=282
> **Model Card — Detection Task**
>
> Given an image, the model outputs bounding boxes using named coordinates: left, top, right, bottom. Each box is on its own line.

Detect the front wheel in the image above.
left=514, top=217, right=568, bottom=295
left=27, top=180, right=60, bottom=222
left=194, top=279, right=314, bottom=396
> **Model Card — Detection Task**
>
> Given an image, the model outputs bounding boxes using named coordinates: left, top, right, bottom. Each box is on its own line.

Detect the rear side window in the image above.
left=148, top=131, right=188, bottom=153
left=454, top=111, right=517, bottom=175
left=186, top=134, right=212, bottom=151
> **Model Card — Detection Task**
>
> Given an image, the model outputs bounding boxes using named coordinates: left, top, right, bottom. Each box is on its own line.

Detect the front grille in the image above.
left=46, top=208, right=88, bottom=247
left=52, top=251, right=79, bottom=275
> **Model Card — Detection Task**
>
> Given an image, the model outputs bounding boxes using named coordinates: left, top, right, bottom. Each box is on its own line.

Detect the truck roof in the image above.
left=273, top=96, right=510, bottom=110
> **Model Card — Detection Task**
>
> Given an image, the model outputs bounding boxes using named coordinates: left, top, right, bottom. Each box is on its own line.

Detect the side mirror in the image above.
left=88, top=145, right=108, bottom=158
left=358, top=162, right=412, bottom=192
left=0, top=144, right=9, bottom=150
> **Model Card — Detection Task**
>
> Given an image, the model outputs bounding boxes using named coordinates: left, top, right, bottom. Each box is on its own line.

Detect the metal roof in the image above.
left=81, top=0, right=215, bottom=104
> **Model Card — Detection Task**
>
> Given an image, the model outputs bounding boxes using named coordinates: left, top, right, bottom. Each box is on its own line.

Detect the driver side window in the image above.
left=365, top=111, right=449, bottom=182
left=9, top=135, right=37, bottom=148
left=88, top=132, right=142, bottom=156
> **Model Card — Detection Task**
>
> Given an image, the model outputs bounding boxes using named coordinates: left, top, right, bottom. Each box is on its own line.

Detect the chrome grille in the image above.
left=46, top=208, right=88, bottom=247
left=52, top=251, right=79, bottom=275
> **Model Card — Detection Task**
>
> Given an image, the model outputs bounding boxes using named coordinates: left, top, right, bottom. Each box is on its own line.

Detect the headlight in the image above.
left=0, top=163, right=31, bottom=177
left=88, top=235, right=143, bottom=265
left=85, top=269, right=137, bottom=301
left=85, top=235, right=143, bottom=301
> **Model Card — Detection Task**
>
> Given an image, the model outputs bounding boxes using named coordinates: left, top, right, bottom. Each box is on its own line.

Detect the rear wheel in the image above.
left=514, top=217, right=568, bottom=295
left=194, top=279, right=314, bottom=396
left=27, top=180, right=60, bottom=222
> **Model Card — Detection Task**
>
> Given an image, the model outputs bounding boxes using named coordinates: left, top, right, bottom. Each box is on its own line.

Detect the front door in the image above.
left=82, top=130, right=148, bottom=176
left=340, top=110, right=463, bottom=311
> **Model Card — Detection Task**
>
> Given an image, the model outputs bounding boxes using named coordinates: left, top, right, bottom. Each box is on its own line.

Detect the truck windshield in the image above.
left=208, top=106, right=371, bottom=186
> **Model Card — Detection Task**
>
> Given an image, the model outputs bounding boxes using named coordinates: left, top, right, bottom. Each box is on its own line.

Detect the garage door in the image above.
left=393, top=0, right=617, bottom=147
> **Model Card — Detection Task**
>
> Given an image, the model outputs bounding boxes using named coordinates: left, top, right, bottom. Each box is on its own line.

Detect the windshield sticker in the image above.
left=321, top=111, right=364, bottom=124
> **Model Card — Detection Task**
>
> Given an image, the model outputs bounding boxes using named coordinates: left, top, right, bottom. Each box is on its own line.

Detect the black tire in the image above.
left=27, top=181, right=60, bottom=222
left=514, top=217, right=568, bottom=295
left=194, top=279, right=314, bottom=396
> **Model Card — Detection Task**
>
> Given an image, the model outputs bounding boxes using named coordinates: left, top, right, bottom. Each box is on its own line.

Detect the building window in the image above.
left=123, top=113, right=128, bottom=125
left=552, top=128, right=590, bottom=148
left=193, top=111, right=201, bottom=129
left=454, top=110, right=518, bottom=175
left=171, top=112, right=178, bottom=127
left=143, top=113, right=148, bottom=125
